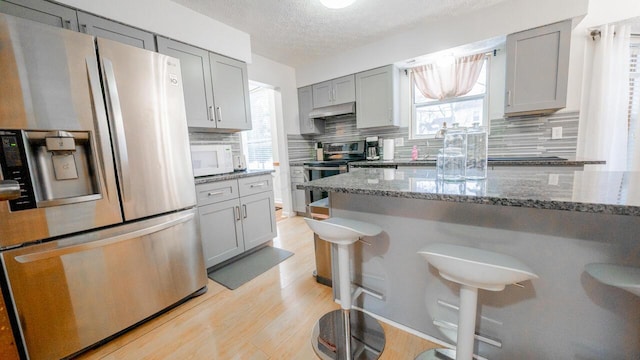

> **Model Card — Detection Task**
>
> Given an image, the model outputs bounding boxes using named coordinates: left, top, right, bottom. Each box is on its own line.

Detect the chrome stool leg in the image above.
left=311, top=243, right=385, bottom=359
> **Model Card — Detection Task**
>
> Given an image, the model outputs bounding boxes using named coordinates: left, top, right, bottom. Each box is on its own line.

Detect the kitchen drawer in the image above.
left=196, top=180, right=239, bottom=206
left=238, top=175, right=273, bottom=197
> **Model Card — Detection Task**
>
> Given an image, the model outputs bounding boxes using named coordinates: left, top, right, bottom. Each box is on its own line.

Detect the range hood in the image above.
left=309, top=102, right=356, bottom=119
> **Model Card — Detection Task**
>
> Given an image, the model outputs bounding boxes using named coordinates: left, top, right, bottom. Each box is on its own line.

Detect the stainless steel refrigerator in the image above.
left=0, top=14, right=207, bottom=360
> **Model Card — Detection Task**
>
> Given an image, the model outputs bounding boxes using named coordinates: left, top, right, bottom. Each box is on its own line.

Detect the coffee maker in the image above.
left=365, top=136, right=380, bottom=160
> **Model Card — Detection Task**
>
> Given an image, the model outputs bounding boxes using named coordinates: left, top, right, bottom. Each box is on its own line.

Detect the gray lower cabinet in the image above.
left=0, top=0, right=78, bottom=30
left=157, top=36, right=251, bottom=132
left=290, top=166, right=307, bottom=214
left=298, top=86, right=324, bottom=135
left=198, top=198, right=244, bottom=267
left=77, top=11, right=155, bottom=51
left=356, top=65, right=400, bottom=129
left=505, top=20, right=571, bottom=116
left=196, top=175, right=276, bottom=268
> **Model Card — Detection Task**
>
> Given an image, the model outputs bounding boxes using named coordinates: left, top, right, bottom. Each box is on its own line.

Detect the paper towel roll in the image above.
left=383, top=139, right=395, bottom=160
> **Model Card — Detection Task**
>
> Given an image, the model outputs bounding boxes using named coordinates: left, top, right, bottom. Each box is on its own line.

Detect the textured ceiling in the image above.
left=170, top=0, right=509, bottom=67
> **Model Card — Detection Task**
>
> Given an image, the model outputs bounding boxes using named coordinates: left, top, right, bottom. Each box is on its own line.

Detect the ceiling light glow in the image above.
left=320, top=0, right=357, bottom=9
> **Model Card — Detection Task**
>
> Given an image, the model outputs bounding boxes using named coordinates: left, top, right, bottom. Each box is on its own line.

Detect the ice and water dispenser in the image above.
left=0, top=129, right=101, bottom=211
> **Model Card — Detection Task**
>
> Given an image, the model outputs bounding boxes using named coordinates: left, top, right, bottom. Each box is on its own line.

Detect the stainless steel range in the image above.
left=303, top=140, right=365, bottom=287
left=303, top=140, right=366, bottom=207
left=0, top=14, right=206, bottom=360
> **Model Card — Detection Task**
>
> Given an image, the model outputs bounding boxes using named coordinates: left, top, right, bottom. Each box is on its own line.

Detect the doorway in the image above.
left=242, top=81, right=282, bottom=206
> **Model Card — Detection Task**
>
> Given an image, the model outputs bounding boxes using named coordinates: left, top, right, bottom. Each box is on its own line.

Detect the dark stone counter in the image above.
left=297, top=167, right=640, bottom=216
left=194, top=169, right=274, bottom=185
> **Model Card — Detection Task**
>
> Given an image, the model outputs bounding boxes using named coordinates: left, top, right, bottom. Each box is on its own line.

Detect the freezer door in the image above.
left=97, top=38, right=197, bottom=220
left=0, top=14, right=122, bottom=247
left=1, top=208, right=207, bottom=360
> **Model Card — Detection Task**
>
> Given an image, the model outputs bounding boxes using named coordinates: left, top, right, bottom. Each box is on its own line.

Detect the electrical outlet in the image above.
left=395, top=137, right=404, bottom=147
left=551, top=127, right=563, bottom=140
left=548, top=174, right=559, bottom=185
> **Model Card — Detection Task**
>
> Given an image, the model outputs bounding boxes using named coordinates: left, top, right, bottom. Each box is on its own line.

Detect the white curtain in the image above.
left=413, top=53, right=485, bottom=100
left=577, top=24, right=631, bottom=171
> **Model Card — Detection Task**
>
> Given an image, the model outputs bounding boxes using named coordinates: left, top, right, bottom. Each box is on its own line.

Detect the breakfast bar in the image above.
left=299, top=167, right=640, bottom=359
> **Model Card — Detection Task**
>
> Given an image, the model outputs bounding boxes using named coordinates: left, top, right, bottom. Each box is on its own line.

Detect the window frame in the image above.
left=410, top=54, right=491, bottom=140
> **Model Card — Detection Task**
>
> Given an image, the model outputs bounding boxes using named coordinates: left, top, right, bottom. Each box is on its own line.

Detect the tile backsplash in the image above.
left=288, top=111, right=579, bottom=162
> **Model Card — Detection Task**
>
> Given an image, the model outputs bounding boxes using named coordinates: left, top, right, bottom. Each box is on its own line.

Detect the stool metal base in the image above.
left=415, top=348, right=456, bottom=360
left=311, top=309, right=385, bottom=360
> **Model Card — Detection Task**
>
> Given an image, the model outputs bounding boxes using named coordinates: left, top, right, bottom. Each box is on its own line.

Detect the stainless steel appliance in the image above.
left=366, top=136, right=380, bottom=160
left=303, top=140, right=365, bottom=286
left=0, top=14, right=206, bottom=360
left=191, top=144, right=234, bottom=176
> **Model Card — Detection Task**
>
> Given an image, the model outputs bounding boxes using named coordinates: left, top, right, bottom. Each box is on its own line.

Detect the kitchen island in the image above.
left=298, top=167, right=640, bottom=359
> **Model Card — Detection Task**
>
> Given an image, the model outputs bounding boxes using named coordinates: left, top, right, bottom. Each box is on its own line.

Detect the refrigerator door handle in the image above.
left=102, top=58, right=130, bottom=201
left=14, top=211, right=195, bottom=264
left=86, top=57, right=112, bottom=200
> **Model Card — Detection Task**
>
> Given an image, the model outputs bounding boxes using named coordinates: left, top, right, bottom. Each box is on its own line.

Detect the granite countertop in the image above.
left=194, top=169, right=274, bottom=185
left=349, top=158, right=605, bottom=167
left=297, top=167, right=640, bottom=216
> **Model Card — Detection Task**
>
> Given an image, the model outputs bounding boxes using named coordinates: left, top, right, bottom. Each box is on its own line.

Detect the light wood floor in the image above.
left=76, top=216, right=439, bottom=359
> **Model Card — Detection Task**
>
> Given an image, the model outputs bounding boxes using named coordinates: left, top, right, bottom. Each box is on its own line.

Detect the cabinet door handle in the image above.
left=216, top=107, right=222, bottom=122
left=332, top=88, right=336, bottom=102
left=249, top=182, right=266, bottom=188
left=506, top=90, right=512, bottom=107
left=80, top=24, right=87, bottom=33
left=63, top=20, right=71, bottom=29
left=242, top=204, right=247, bottom=219
left=207, top=191, right=224, bottom=197
left=235, top=206, right=241, bottom=221
left=208, top=105, right=214, bottom=121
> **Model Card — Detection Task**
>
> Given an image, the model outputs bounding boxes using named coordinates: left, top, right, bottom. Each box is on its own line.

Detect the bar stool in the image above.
left=585, top=263, right=640, bottom=297
left=416, top=243, right=538, bottom=360
left=304, top=217, right=386, bottom=360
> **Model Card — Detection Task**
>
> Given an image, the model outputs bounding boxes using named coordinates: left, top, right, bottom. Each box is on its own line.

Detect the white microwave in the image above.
left=191, top=144, right=234, bottom=177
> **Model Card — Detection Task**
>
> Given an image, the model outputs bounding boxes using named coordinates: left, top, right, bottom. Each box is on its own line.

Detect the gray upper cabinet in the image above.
left=0, top=0, right=78, bottom=30
left=157, top=36, right=213, bottom=129
left=209, top=53, right=252, bottom=131
left=356, top=65, right=400, bottom=129
left=312, top=74, right=355, bottom=108
left=298, top=86, right=324, bottom=135
left=157, top=37, right=251, bottom=132
left=505, top=20, right=571, bottom=116
left=77, top=11, right=155, bottom=51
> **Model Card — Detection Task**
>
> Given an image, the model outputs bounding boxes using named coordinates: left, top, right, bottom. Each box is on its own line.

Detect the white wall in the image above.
left=247, top=54, right=299, bottom=216
left=57, top=0, right=251, bottom=62
left=296, top=0, right=589, bottom=87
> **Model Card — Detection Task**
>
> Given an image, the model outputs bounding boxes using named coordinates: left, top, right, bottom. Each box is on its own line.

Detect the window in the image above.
left=411, top=56, right=489, bottom=138
left=242, top=86, right=275, bottom=170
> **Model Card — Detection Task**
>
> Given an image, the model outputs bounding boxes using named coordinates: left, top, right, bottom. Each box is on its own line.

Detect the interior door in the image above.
left=97, top=38, right=197, bottom=220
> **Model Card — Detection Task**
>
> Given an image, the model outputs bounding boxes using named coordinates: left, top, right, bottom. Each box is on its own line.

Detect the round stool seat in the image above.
left=585, top=263, right=640, bottom=297
left=304, top=217, right=382, bottom=245
left=418, top=243, right=539, bottom=291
